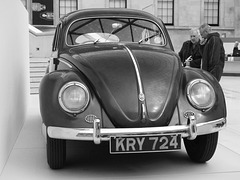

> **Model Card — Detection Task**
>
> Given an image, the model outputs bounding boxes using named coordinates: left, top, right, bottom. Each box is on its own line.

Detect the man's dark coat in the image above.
left=201, top=32, right=225, bottom=81
left=178, top=40, right=202, bottom=68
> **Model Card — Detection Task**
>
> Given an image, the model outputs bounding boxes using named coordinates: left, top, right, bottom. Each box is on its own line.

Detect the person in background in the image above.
left=178, top=28, right=202, bottom=68
left=232, top=41, right=240, bottom=56
left=199, top=23, right=225, bottom=81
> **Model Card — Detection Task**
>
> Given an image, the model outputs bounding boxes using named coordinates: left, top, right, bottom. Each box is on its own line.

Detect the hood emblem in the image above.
left=85, top=114, right=98, bottom=124
left=139, top=93, right=145, bottom=102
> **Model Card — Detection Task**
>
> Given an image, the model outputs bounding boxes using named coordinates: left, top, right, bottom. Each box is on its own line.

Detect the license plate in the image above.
left=110, top=134, right=181, bottom=154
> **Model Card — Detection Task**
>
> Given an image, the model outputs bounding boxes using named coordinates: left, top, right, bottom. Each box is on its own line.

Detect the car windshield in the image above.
left=66, top=18, right=166, bottom=46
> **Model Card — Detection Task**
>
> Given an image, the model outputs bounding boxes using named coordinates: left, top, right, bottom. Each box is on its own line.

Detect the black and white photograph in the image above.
left=0, top=0, right=240, bottom=179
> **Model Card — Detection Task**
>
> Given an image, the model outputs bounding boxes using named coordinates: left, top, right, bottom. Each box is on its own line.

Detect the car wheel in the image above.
left=47, top=135, right=66, bottom=169
left=183, top=132, right=218, bottom=163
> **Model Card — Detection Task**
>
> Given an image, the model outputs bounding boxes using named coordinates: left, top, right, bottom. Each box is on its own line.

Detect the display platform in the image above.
left=223, top=59, right=240, bottom=76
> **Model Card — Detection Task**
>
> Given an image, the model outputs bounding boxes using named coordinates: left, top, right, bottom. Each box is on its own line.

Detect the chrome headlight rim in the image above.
left=58, top=81, right=90, bottom=114
left=186, top=79, right=216, bottom=110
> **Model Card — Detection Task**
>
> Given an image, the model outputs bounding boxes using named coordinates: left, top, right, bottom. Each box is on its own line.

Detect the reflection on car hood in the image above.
left=68, top=43, right=182, bottom=127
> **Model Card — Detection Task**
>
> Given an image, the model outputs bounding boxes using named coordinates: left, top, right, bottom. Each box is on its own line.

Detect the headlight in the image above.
left=58, top=81, right=89, bottom=114
left=187, top=79, right=215, bottom=110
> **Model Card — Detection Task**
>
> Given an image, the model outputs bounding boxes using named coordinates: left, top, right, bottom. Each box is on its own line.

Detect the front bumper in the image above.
left=44, top=116, right=226, bottom=144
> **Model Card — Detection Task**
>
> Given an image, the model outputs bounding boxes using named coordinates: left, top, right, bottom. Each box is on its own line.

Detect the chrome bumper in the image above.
left=45, top=117, right=226, bottom=144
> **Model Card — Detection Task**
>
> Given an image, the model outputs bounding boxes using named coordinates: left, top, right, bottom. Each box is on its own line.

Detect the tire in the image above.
left=183, top=132, right=218, bottom=163
left=47, top=135, right=66, bottom=169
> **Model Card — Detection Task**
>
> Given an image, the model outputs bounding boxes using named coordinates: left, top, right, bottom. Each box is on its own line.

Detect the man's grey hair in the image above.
left=190, top=27, right=200, bottom=37
left=199, top=23, right=211, bottom=33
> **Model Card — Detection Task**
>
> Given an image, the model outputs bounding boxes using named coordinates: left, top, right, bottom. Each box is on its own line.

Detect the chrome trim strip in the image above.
left=59, top=58, right=73, bottom=68
left=47, top=118, right=226, bottom=143
left=141, top=103, right=147, bottom=119
left=124, top=45, right=147, bottom=119
left=124, top=46, right=143, bottom=95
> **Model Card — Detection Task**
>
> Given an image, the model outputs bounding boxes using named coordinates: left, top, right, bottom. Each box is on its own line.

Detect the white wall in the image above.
left=80, top=0, right=105, bottom=8
left=29, top=32, right=53, bottom=58
left=0, top=0, right=29, bottom=174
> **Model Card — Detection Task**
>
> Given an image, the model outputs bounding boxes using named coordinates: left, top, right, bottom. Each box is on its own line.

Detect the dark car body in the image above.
left=39, top=8, right=227, bottom=169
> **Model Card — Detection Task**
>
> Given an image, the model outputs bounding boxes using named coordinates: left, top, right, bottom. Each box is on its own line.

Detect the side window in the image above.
left=49, top=23, right=62, bottom=73
left=52, top=23, right=61, bottom=51
left=131, top=20, right=165, bottom=45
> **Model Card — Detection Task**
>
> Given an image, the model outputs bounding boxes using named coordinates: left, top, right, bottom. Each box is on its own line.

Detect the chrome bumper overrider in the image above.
left=45, top=116, right=226, bottom=144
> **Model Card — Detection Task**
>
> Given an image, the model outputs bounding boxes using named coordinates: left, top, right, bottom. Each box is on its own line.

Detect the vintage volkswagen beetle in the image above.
left=39, top=8, right=227, bottom=169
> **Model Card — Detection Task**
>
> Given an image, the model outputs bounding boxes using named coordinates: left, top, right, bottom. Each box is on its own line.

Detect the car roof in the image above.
left=57, top=8, right=174, bottom=51
left=60, top=8, right=164, bottom=25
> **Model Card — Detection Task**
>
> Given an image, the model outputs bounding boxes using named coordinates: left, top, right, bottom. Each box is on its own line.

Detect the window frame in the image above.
left=109, top=0, right=127, bottom=8
left=204, top=0, right=220, bottom=26
left=52, top=23, right=62, bottom=52
left=156, top=0, right=174, bottom=26
left=59, top=0, right=78, bottom=18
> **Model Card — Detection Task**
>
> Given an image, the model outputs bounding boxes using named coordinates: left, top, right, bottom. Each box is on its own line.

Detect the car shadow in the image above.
left=63, top=140, right=206, bottom=177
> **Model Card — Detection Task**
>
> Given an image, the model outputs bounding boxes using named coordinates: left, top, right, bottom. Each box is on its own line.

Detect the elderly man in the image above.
left=199, top=23, right=225, bottom=81
left=178, top=28, right=202, bottom=68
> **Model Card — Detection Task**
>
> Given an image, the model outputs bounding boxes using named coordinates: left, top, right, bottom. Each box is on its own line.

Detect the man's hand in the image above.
left=185, top=55, right=193, bottom=62
left=185, top=56, right=192, bottom=67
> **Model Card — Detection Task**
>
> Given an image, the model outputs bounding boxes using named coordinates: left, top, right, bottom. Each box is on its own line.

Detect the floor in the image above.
left=1, top=76, right=240, bottom=180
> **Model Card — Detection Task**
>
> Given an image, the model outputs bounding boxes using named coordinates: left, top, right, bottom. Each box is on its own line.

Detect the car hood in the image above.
left=65, top=43, right=182, bottom=127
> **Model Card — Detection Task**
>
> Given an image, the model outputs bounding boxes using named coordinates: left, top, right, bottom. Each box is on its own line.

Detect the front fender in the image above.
left=39, top=70, right=102, bottom=128
left=177, top=68, right=227, bottom=126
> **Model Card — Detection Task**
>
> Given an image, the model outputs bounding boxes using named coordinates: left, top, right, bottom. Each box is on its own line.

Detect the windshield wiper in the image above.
left=138, top=33, right=159, bottom=44
left=93, top=38, right=100, bottom=44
